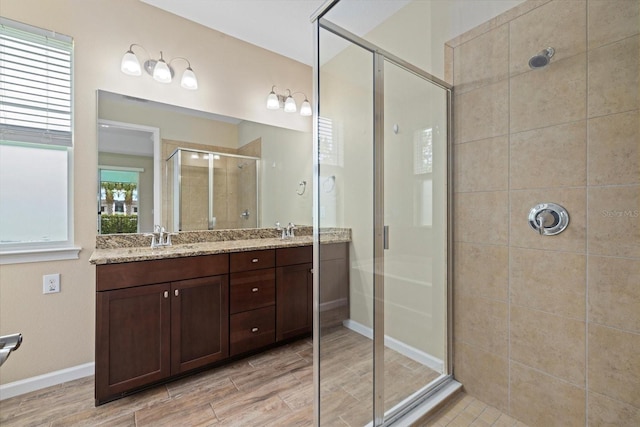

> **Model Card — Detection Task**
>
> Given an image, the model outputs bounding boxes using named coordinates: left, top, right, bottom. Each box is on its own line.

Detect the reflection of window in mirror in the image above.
left=414, top=128, right=433, bottom=227
left=318, top=116, right=343, bottom=167
left=98, top=169, right=140, bottom=234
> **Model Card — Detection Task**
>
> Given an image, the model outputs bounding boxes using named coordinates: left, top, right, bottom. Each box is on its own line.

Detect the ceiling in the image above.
left=140, top=0, right=411, bottom=66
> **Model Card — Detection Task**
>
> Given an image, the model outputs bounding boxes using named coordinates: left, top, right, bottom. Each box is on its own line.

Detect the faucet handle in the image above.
left=275, top=221, right=281, bottom=230
left=288, top=222, right=296, bottom=237
left=144, top=233, right=158, bottom=248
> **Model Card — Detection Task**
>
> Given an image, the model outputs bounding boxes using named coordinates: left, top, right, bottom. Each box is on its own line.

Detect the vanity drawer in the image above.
left=230, top=269, right=276, bottom=314
left=230, top=306, right=275, bottom=356
left=276, top=245, right=312, bottom=266
left=230, top=250, right=275, bottom=273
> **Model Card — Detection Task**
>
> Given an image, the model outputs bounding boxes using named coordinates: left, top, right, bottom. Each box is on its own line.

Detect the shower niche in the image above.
left=165, top=148, right=259, bottom=231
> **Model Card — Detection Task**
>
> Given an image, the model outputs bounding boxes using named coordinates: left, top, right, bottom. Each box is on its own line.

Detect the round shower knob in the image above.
left=528, top=203, right=569, bottom=236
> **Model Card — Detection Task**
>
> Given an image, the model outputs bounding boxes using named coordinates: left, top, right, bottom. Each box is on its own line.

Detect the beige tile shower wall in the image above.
left=450, top=0, right=639, bottom=425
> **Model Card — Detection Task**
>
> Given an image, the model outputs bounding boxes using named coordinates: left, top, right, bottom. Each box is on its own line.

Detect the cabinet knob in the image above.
left=251, top=258, right=259, bottom=263
left=174, top=289, right=179, bottom=297
left=252, top=287, right=259, bottom=293
left=251, top=327, right=259, bottom=333
left=163, top=291, right=169, bottom=298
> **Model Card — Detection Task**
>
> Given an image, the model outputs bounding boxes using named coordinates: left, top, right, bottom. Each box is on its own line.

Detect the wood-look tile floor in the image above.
left=0, top=327, right=521, bottom=426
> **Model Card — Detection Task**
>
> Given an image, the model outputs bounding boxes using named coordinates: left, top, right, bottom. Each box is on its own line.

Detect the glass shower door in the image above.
left=380, top=57, right=448, bottom=418
left=316, top=12, right=452, bottom=426
left=317, top=26, right=375, bottom=427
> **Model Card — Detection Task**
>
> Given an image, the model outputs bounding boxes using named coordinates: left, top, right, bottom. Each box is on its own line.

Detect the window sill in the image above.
left=0, top=246, right=82, bottom=265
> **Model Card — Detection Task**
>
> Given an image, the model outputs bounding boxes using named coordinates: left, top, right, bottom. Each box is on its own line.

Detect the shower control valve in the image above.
left=528, top=203, right=569, bottom=236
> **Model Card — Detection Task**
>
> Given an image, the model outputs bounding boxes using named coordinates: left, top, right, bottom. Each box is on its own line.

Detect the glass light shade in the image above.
left=266, top=91, right=280, bottom=110
left=284, top=96, right=297, bottom=113
left=181, top=67, right=198, bottom=90
left=300, top=99, right=312, bottom=116
left=153, top=59, right=172, bottom=83
left=121, top=50, right=141, bottom=76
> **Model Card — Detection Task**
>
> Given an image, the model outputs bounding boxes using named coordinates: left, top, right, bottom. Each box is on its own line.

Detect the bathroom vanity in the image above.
left=90, top=228, right=349, bottom=405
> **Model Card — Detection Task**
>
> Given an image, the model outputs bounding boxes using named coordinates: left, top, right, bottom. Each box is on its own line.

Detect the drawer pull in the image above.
left=163, top=291, right=169, bottom=298
left=252, top=287, right=259, bottom=293
left=251, top=258, right=259, bottom=263
left=174, top=289, right=179, bottom=297
left=251, top=327, right=259, bottom=333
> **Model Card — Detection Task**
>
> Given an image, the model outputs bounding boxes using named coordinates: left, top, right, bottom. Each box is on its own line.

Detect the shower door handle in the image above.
left=383, top=225, right=389, bottom=250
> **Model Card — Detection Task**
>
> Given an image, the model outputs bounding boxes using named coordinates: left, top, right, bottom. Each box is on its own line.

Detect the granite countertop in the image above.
left=89, top=227, right=350, bottom=265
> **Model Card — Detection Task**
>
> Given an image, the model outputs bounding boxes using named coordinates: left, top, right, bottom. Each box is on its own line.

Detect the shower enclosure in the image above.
left=165, top=148, right=259, bottom=231
left=313, top=3, right=456, bottom=425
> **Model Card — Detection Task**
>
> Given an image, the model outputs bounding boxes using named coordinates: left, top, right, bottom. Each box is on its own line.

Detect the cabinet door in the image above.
left=96, top=283, right=170, bottom=403
left=319, top=243, right=350, bottom=327
left=171, top=275, right=229, bottom=375
left=276, top=262, right=313, bottom=341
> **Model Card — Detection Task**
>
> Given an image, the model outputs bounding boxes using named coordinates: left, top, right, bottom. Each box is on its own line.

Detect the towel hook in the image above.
left=297, top=180, right=306, bottom=196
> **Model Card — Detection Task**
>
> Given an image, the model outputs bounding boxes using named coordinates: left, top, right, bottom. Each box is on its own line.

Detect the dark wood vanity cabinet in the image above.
left=171, top=276, right=229, bottom=374
left=319, top=242, right=350, bottom=327
left=95, top=254, right=229, bottom=404
left=96, top=283, right=170, bottom=401
left=229, top=250, right=276, bottom=356
left=276, top=246, right=313, bottom=341
left=95, top=243, right=349, bottom=405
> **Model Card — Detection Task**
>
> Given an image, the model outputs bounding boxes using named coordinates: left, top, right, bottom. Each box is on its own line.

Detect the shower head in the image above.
left=529, top=47, right=555, bottom=69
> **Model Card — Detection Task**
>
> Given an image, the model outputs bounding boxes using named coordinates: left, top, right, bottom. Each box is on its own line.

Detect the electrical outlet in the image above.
left=43, top=274, right=60, bottom=294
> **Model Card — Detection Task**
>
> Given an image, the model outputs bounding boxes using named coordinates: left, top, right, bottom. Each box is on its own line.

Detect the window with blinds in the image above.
left=0, top=18, right=77, bottom=263
left=0, top=17, right=73, bottom=146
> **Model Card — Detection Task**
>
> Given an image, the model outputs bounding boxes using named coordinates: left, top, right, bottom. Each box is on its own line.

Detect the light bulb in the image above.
left=284, top=96, right=297, bottom=113
left=300, top=99, right=312, bottom=116
left=121, top=50, right=141, bottom=76
left=181, top=67, right=198, bottom=90
left=153, top=58, right=172, bottom=83
left=266, top=91, right=279, bottom=109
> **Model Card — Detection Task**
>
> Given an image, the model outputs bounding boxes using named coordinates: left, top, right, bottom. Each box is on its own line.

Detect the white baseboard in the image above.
left=0, top=362, right=94, bottom=401
left=343, top=319, right=444, bottom=373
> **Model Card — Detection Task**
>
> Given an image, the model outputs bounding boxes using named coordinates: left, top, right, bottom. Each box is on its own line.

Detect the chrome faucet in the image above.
left=275, top=221, right=296, bottom=239
left=149, top=225, right=172, bottom=247
left=287, top=222, right=296, bottom=238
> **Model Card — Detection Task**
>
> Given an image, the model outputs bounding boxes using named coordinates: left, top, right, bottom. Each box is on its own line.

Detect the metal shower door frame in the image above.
left=313, top=6, right=455, bottom=426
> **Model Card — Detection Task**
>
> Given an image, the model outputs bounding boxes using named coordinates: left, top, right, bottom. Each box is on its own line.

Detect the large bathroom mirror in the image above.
left=97, top=90, right=312, bottom=234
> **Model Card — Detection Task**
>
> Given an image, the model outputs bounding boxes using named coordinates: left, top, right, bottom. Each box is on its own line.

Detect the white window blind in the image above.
left=0, top=17, right=73, bottom=146
left=413, top=128, right=433, bottom=175
left=319, top=116, right=342, bottom=166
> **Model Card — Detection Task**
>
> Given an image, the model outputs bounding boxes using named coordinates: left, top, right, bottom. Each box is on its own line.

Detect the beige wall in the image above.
left=451, top=0, right=640, bottom=425
left=238, top=121, right=312, bottom=227
left=98, top=94, right=240, bottom=149
left=0, top=0, right=310, bottom=385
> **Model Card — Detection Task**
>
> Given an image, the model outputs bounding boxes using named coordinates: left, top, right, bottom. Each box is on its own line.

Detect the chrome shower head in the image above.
left=529, top=47, right=555, bottom=69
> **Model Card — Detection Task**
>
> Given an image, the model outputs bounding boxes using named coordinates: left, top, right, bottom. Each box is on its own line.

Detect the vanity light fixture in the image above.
left=266, top=86, right=312, bottom=116
left=120, top=44, right=198, bottom=90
